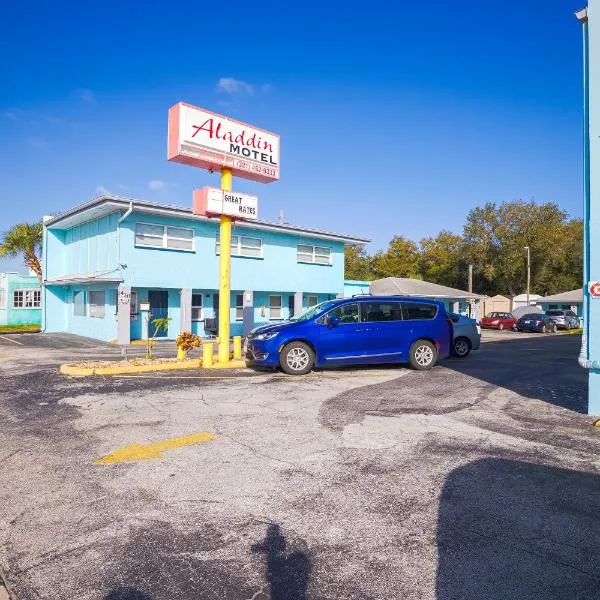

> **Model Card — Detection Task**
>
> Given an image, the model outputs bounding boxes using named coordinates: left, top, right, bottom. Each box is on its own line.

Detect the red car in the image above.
left=479, top=311, right=517, bottom=331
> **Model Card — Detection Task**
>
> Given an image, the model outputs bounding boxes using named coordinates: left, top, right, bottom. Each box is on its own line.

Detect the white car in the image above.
left=447, top=312, right=481, bottom=358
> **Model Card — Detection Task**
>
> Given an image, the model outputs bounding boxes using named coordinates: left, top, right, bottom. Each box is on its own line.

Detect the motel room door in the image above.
left=148, top=290, right=169, bottom=337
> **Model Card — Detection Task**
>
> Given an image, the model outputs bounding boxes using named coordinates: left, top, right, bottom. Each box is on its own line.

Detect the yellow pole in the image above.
left=202, top=341, right=214, bottom=368
left=218, top=168, right=233, bottom=363
left=233, top=335, right=242, bottom=359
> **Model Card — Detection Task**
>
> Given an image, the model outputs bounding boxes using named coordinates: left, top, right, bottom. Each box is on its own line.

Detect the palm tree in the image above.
left=0, top=222, right=43, bottom=283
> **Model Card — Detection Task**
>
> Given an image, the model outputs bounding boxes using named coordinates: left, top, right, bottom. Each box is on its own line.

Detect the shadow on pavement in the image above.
left=252, top=524, right=310, bottom=600
left=437, top=458, right=600, bottom=599
left=444, top=334, right=588, bottom=413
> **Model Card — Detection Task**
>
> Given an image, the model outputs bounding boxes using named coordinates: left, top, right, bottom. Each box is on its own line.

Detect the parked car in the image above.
left=516, top=313, right=558, bottom=333
left=545, top=309, right=580, bottom=330
left=479, top=312, right=517, bottom=331
left=447, top=312, right=481, bottom=358
left=246, top=296, right=452, bottom=375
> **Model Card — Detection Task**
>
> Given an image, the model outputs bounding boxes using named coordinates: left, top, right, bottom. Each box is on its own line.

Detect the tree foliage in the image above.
left=345, top=200, right=583, bottom=297
left=372, top=236, right=420, bottom=279
left=0, top=222, right=43, bottom=283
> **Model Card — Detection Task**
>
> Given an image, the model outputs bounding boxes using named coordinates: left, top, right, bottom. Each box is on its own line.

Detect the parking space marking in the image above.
left=96, top=432, right=217, bottom=464
left=0, top=336, right=23, bottom=346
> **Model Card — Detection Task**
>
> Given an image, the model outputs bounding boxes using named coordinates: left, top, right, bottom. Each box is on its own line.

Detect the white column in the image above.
left=116, top=286, right=131, bottom=345
left=243, top=290, right=254, bottom=336
left=180, top=288, right=192, bottom=333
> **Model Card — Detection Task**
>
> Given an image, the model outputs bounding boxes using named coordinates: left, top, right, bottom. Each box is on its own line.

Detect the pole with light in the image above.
left=524, top=246, right=531, bottom=306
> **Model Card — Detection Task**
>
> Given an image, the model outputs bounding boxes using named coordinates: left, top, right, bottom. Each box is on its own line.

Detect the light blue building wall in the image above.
left=42, top=197, right=368, bottom=342
left=0, top=273, right=42, bottom=326
left=577, top=4, right=600, bottom=415
left=343, top=279, right=370, bottom=297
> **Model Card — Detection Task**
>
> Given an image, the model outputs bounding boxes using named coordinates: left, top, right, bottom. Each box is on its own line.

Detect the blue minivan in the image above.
left=246, top=296, right=452, bottom=375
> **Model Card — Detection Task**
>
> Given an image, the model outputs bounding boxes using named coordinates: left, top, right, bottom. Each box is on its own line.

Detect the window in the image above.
left=73, top=291, right=86, bottom=316
left=89, top=291, right=105, bottom=318
left=216, top=234, right=263, bottom=258
left=325, top=303, right=360, bottom=324
left=192, top=294, right=203, bottom=321
left=361, top=301, right=403, bottom=322
left=269, top=295, right=282, bottom=320
left=297, top=244, right=332, bottom=265
left=0, top=288, right=6, bottom=310
left=235, top=294, right=244, bottom=321
left=135, top=223, right=194, bottom=251
left=307, top=295, right=318, bottom=308
left=130, top=291, right=138, bottom=316
left=13, top=289, right=41, bottom=309
left=402, top=302, right=437, bottom=320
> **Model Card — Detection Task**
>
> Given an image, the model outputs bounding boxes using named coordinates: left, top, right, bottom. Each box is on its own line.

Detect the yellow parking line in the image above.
left=0, top=336, right=23, bottom=345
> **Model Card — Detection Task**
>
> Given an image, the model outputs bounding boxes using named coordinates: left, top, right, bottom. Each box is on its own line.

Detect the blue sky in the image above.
left=0, top=0, right=586, bottom=273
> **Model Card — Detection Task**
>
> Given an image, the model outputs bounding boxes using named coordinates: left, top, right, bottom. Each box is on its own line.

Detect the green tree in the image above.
left=0, top=222, right=43, bottom=283
left=418, top=230, right=466, bottom=289
left=344, top=246, right=374, bottom=280
left=372, top=235, right=420, bottom=279
left=462, top=200, right=572, bottom=296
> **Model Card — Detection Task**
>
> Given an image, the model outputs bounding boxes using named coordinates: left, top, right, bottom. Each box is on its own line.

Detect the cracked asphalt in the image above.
left=0, top=331, right=599, bottom=599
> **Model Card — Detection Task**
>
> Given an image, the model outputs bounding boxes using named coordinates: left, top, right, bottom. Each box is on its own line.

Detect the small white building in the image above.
left=512, top=293, right=543, bottom=309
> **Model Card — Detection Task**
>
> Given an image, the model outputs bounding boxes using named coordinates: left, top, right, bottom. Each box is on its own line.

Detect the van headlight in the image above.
left=255, top=332, right=278, bottom=341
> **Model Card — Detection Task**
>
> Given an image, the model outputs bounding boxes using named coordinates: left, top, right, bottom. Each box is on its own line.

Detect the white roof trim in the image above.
left=44, top=196, right=371, bottom=246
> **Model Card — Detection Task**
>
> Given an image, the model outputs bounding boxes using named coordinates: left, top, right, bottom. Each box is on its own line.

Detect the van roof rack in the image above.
left=352, top=293, right=372, bottom=297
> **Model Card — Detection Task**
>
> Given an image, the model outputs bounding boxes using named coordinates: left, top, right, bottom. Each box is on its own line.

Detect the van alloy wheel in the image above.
left=280, top=342, right=315, bottom=375
left=409, top=340, right=438, bottom=371
left=415, top=344, right=434, bottom=366
left=286, top=347, right=309, bottom=371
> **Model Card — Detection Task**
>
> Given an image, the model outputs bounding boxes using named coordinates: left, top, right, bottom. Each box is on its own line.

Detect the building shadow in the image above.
left=105, top=587, right=152, bottom=600
left=437, top=458, right=600, bottom=599
left=443, top=334, right=588, bottom=413
left=251, top=523, right=310, bottom=600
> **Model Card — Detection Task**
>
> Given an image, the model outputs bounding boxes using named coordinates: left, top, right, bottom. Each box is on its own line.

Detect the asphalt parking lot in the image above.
left=0, top=331, right=598, bottom=599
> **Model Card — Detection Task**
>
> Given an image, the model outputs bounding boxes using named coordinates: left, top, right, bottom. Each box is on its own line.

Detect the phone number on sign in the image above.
left=235, top=160, right=278, bottom=178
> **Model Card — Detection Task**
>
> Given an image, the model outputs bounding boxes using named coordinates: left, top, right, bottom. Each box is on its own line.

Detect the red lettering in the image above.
left=191, top=118, right=215, bottom=138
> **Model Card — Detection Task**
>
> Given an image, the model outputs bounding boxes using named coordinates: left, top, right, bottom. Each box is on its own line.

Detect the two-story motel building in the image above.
left=42, top=195, right=369, bottom=344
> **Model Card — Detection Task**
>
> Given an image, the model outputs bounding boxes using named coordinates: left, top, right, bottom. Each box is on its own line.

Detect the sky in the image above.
left=0, top=0, right=587, bottom=273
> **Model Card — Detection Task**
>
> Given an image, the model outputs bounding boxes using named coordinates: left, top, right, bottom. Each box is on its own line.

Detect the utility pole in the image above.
left=468, top=264, right=473, bottom=293
left=467, top=264, right=473, bottom=318
left=524, top=246, right=531, bottom=306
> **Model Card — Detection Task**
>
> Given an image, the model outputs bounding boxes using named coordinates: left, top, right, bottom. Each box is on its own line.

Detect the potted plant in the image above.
left=176, top=331, right=201, bottom=360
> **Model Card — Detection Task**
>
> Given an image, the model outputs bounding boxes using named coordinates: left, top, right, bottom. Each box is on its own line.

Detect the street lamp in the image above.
left=524, top=246, right=531, bottom=306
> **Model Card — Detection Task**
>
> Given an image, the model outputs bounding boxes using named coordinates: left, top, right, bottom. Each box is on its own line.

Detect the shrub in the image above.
left=176, top=331, right=202, bottom=351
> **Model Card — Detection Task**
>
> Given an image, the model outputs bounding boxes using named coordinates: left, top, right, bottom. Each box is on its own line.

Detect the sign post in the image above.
left=218, top=168, right=233, bottom=363
left=168, top=102, right=279, bottom=365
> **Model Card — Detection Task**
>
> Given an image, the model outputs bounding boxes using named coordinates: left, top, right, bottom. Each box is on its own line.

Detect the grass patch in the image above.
left=0, top=323, right=41, bottom=334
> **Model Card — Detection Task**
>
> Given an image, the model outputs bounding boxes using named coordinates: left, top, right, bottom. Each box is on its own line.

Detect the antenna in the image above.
left=278, top=209, right=284, bottom=224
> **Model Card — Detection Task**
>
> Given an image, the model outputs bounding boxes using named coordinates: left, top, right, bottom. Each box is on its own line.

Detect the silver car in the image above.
left=448, top=312, right=481, bottom=358
left=545, top=309, right=579, bottom=330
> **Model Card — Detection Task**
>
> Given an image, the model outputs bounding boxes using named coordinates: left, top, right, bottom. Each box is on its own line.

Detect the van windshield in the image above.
left=289, top=300, right=338, bottom=322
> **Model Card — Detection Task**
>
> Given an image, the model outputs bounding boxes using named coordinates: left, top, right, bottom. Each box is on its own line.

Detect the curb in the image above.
left=59, top=358, right=247, bottom=376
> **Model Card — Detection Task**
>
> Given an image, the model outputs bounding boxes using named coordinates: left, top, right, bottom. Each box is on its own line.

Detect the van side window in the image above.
left=402, top=302, right=437, bottom=320
left=326, top=303, right=359, bottom=324
left=361, top=302, right=403, bottom=322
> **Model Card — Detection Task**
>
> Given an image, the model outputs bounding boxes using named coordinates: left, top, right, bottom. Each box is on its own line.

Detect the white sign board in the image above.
left=193, top=187, right=259, bottom=220
left=168, top=102, right=280, bottom=184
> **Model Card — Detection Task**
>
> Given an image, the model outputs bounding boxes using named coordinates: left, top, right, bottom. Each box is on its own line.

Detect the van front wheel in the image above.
left=280, top=342, right=315, bottom=375
left=409, top=340, right=438, bottom=370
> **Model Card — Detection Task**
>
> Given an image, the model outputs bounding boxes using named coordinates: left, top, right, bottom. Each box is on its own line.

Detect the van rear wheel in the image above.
left=280, top=342, right=315, bottom=375
left=409, top=340, right=438, bottom=370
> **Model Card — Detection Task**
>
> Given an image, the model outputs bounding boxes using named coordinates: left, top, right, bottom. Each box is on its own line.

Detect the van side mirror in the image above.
left=327, top=316, right=340, bottom=327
